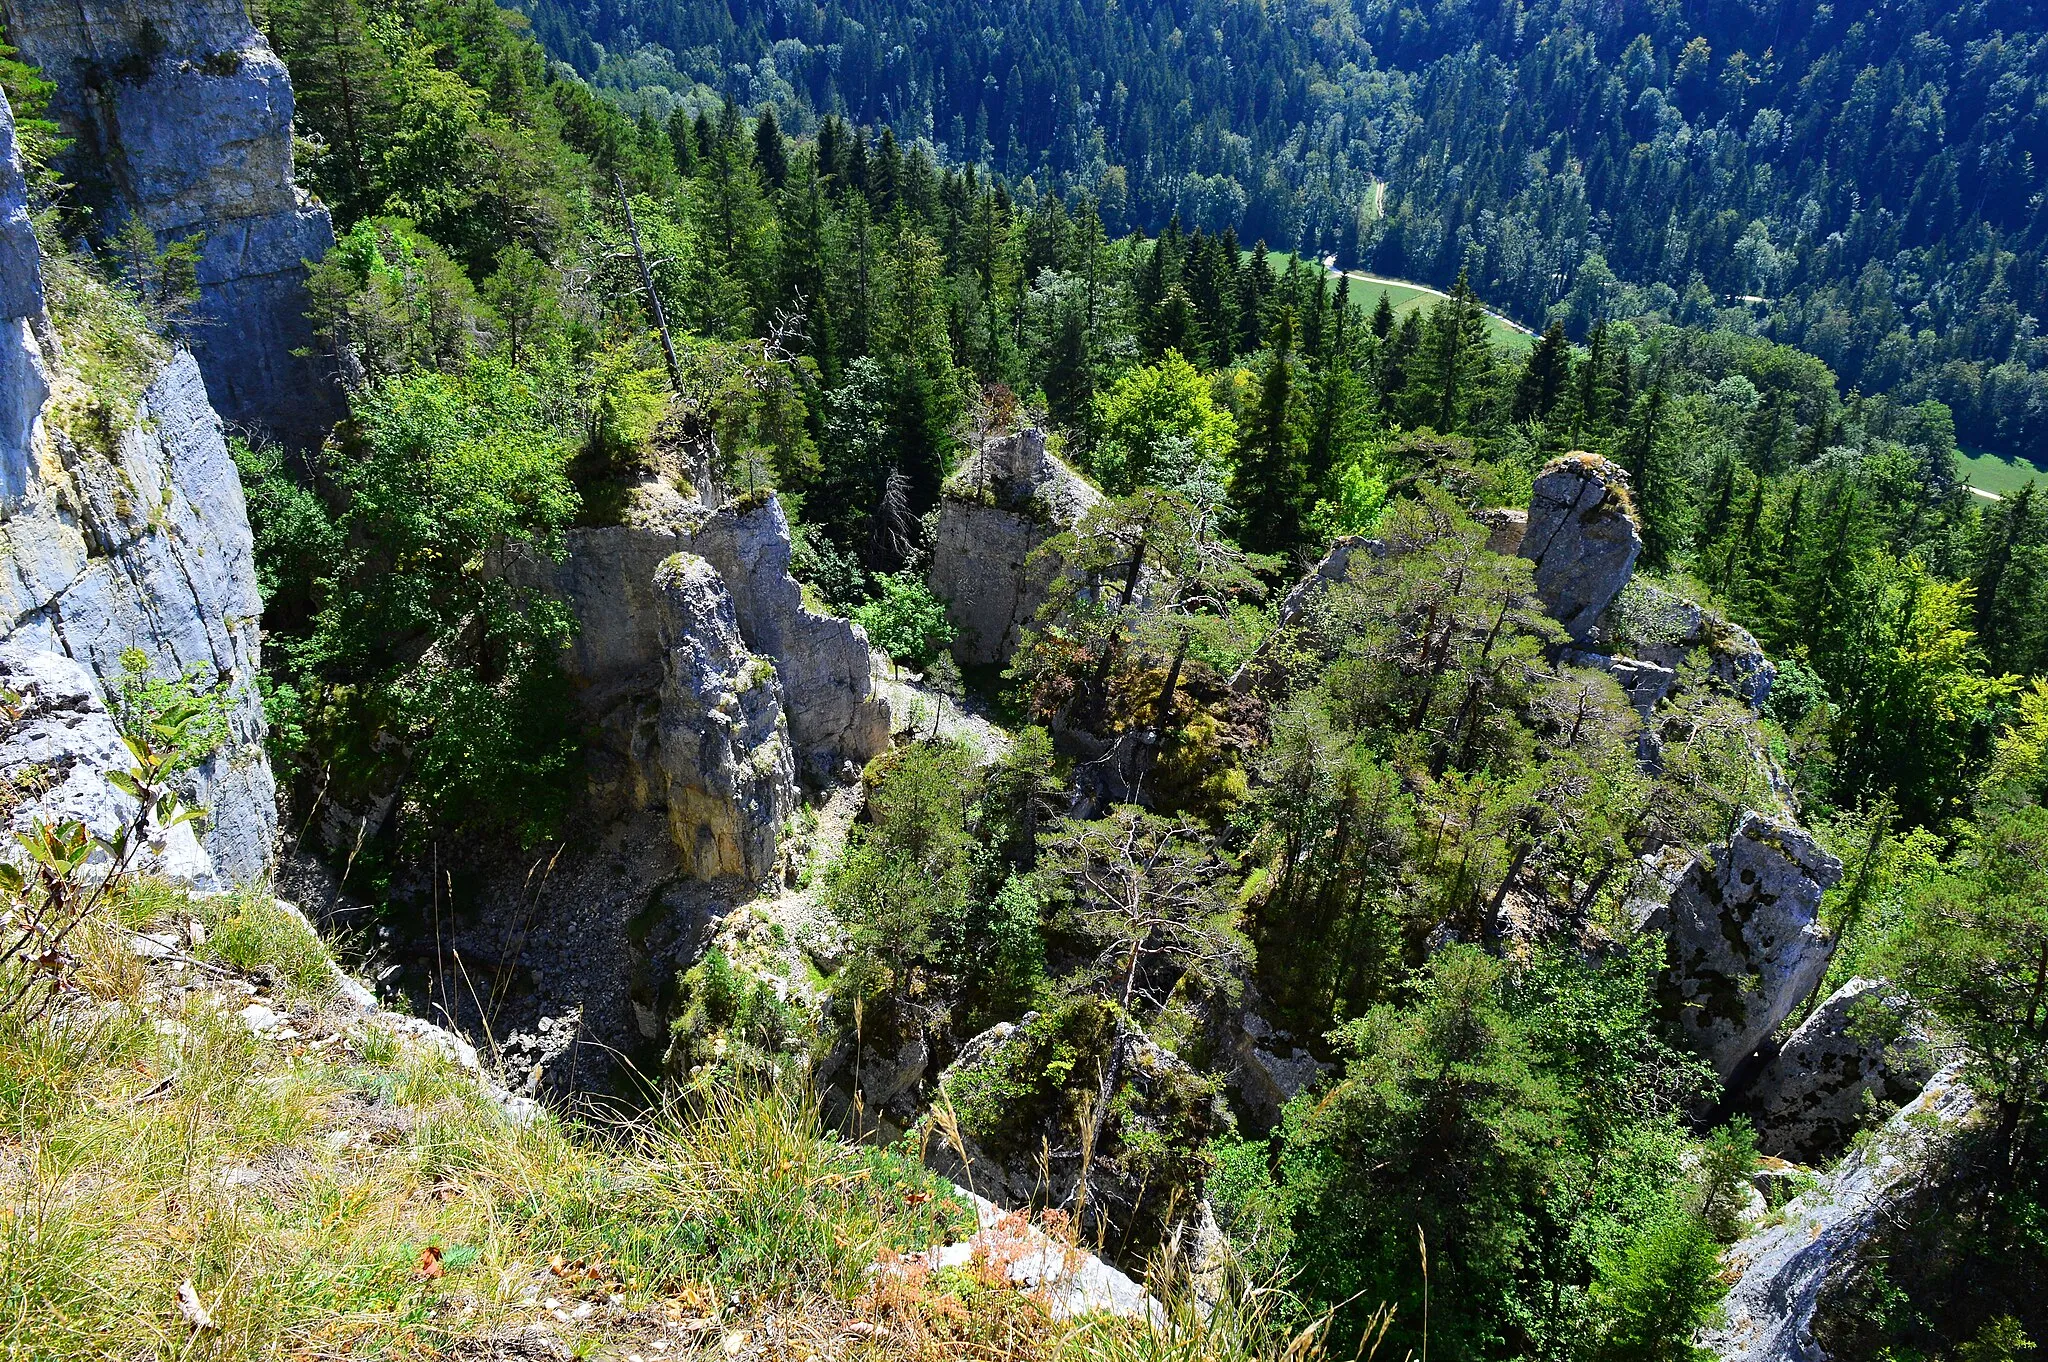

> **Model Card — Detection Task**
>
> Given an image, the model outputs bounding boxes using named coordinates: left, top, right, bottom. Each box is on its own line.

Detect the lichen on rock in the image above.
left=0, top=87, right=276, bottom=885
left=1742, top=977, right=1936, bottom=1164
left=1518, top=452, right=1642, bottom=644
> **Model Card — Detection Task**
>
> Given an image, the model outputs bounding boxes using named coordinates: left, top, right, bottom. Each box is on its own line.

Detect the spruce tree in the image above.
left=1236, top=309, right=1309, bottom=555
left=1616, top=387, right=1680, bottom=565
left=753, top=105, right=789, bottom=188
left=1513, top=322, right=1571, bottom=422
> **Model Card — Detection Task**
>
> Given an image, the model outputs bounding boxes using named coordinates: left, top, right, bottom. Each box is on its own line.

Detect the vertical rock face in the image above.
left=1629, top=812, right=1845, bottom=1079
left=0, top=87, right=276, bottom=885
left=1519, top=453, right=1642, bottom=644
left=1742, top=978, right=1936, bottom=1164
left=1, top=92, right=51, bottom=510
left=0, top=352, right=278, bottom=885
left=929, top=428, right=1101, bottom=666
left=688, top=495, right=890, bottom=780
left=652, top=553, right=796, bottom=882
left=1604, top=578, right=1777, bottom=710
left=0, top=0, right=340, bottom=446
left=1706, top=1066, right=1976, bottom=1362
left=510, top=482, right=888, bottom=866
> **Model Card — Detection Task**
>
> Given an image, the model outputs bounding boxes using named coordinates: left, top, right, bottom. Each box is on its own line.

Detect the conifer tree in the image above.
left=1236, top=309, right=1309, bottom=555
left=1514, top=322, right=1571, bottom=423
left=753, top=105, right=789, bottom=188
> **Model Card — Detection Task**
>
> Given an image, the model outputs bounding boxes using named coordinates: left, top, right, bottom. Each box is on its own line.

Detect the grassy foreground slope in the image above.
left=0, top=880, right=1305, bottom=1361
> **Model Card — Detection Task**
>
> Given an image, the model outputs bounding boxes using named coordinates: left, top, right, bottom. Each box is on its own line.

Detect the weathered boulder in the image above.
left=0, top=648, right=215, bottom=886
left=1629, top=812, right=1844, bottom=1079
left=1519, top=453, right=1642, bottom=644
left=652, top=552, right=796, bottom=882
left=1742, top=978, right=1936, bottom=1164
left=0, top=0, right=340, bottom=445
left=1705, top=1066, right=1976, bottom=1362
left=929, top=428, right=1101, bottom=666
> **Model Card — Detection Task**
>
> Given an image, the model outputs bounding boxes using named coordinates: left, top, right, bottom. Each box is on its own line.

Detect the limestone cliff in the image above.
left=509, top=480, right=887, bottom=875
left=929, top=428, right=1100, bottom=666
left=652, top=552, right=796, bottom=882
left=1519, top=452, right=1642, bottom=644
left=0, top=85, right=275, bottom=885
left=1, top=0, right=339, bottom=446
left=1707, top=1066, right=1976, bottom=1362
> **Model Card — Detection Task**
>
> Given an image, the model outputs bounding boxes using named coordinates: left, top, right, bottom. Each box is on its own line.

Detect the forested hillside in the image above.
left=5, top=0, right=2048, bottom=1356
left=514, top=0, right=2048, bottom=459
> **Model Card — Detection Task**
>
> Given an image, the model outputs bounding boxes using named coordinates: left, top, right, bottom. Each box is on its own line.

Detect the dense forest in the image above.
left=8, top=0, right=2046, bottom=1355
left=510, top=0, right=2048, bottom=460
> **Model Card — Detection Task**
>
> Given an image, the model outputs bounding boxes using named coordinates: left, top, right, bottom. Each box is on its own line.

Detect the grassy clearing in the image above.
left=0, top=881, right=1338, bottom=1361
left=1253, top=251, right=1535, bottom=352
left=1956, top=446, right=2048, bottom=498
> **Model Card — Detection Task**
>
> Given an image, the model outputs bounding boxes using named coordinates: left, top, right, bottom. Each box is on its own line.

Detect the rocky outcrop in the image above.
left=1229, top=534, right=1383, bottom=691
left=1706, top=1066, right=1976, bottom=1362
left=0, top=91, right=274, bottom=884
left=1742, top=978, right=1937, bottom=1164
left=652, top=552, right=796, bottom=882
left=1, top=93, right=50, bottom=507
left=1603, top=579, right=1776, bottom=710
left=511, top=482, right=886, bottom=851
left=1476, top=506, right=1527, bottom=556
left=688, top=495, right=889, bottom=779
left=1519, top=453, right=1642, bottom=644
left=1629, top=813, right=1844, bottom=1080
left=929, top=428, right=1101, bottom=666
left=1, top=0, right=339, bottom=446
left=0, top=648, right=215, bottom=886
left=1228, top=1010, right=1331, bottom=1131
